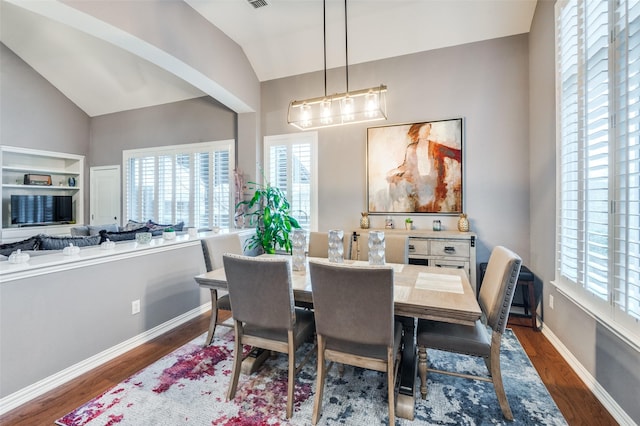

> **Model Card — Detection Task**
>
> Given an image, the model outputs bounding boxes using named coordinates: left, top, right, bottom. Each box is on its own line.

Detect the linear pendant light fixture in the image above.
left=288, top=0, right=387, bottom=131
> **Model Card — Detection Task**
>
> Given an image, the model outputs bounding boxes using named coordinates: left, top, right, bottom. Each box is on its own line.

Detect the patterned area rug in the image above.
left=56, top=328, right=567, bottom=425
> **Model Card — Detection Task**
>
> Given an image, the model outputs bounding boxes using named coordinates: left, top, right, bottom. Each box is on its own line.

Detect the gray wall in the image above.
left=528, top=2, right=639, bottom=422
left=90, top=96, right=236, bottom=167
left=0, top=242, right=208, bottom=398
left=261, top=35, right=531, bottom=267
left=0, top=44, right=90, bottom=156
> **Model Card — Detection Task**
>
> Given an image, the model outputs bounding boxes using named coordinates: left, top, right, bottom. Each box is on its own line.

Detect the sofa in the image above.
left=0, top=220, right=185, bottom=260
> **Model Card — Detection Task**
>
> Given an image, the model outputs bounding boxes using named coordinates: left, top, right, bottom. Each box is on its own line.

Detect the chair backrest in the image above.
left=201, top=233, right=243, bottom=271
left=478, top=246, right=522, bottom=333
left=308, top=231, right=351, bottom=259
left=356, top=232, right=409, bottom=264
left=309, top=260, right=395, bottom=347
left=223, top=254, right=295, bottom=330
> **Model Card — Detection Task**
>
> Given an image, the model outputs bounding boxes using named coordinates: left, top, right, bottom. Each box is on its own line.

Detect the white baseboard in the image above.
left=541, top=323, right=635, bottom=426
left=0, top=303, right=211, bottom=416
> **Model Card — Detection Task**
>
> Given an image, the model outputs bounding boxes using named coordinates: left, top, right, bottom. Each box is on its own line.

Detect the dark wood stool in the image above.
left=479, top=263, right=539, bottom=331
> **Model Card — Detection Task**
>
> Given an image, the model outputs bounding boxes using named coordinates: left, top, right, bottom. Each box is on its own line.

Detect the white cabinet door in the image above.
left=90, top=166, right=120, bottom=225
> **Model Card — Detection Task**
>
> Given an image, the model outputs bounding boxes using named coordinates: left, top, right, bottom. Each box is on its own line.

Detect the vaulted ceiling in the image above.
left=0, top=0, right=537, bottom=117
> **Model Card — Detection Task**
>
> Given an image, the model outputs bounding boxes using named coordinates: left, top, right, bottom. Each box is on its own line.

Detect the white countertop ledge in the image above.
left=0, top=229, right=252, bottom=282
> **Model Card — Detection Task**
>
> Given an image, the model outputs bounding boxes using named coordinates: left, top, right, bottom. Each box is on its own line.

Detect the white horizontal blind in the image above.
left=556, top=0, right=640, bottom=334
left=123, top=141, right=234, bottom=229
left=614, top=0, right=640, bottom=320
left=264, top=132, right=318, bottom=233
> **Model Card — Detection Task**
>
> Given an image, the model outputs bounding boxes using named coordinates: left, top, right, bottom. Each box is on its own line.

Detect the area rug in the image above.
left=56, top=328, right=567, bottom=426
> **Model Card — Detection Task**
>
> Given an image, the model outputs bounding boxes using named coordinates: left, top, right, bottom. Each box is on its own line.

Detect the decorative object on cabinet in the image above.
left=360, top=212, right=370, bottom=229
left=8, top=249, right=30, bottom=264
left=62, top=243, right=80, bottom=256
left=457, top=213, right=470, bottom=232
left=367, top=118, right=463, bottom=214
left=23, top=174, right=52, bottom=186
left=432, top=220, right=442, bottom=231
left=405, top=218, right=413, bottom=230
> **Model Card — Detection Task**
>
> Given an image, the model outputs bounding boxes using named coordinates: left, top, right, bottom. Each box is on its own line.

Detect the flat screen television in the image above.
left=10, top=195, right=73, bottom=226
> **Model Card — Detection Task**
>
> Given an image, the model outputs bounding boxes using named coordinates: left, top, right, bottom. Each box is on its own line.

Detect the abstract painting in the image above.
left=367, top=118, right=463, bottom=214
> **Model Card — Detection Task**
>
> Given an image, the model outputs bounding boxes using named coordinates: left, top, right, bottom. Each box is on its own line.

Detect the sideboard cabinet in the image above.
left=352, top=229, right=478, bottom=294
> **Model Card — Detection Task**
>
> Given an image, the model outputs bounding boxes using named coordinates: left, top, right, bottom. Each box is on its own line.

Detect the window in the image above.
left=264, top=132, right=318, bottom=232
left=123, top=141, right=234, bottom=229
left=555, top=0, right=640, bottom=344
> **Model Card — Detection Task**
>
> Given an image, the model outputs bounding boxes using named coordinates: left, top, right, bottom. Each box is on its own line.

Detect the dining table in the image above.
left=194, top=255, right=481, bottom=420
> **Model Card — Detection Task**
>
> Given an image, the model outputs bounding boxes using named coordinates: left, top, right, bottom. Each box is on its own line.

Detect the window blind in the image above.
left=556, top=0, right=640, bottom=336
left=264, top=132, right=318, bottom=233
left=123, top=141, right=234, bottom=229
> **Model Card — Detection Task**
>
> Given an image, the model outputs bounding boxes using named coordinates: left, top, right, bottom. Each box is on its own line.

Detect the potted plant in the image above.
left=236, top=181, right=301, bottom=254
left=405, top=218, right=413, bottom=230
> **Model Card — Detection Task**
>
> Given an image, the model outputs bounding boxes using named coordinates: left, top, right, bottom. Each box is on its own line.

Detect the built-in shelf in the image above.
left=1, top=146, right=85, bottom=243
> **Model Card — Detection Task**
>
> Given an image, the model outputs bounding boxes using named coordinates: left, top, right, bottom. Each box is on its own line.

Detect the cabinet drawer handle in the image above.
left=444, top=246, right=456, bottom=254
left=408, top=245, right=415, bottom=250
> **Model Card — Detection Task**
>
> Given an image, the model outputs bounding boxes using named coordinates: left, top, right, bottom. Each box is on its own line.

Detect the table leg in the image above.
left=204, top=289, right=219, bottom=346
left=396, top=316, right=417, bottom=420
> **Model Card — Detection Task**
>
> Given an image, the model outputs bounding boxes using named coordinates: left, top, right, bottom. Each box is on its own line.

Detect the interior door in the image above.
left=90, top=165, right=121, bottom=225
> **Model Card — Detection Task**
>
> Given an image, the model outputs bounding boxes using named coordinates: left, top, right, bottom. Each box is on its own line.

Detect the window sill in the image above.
left=551, top=279, right=640, bottom=353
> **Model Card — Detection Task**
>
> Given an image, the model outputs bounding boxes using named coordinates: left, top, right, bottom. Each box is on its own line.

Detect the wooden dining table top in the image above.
left=194, top=256, right=481, bottom=326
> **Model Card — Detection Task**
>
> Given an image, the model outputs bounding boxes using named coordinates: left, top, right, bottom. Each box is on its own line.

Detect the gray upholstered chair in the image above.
left=417, top=245, right=522, bottom=420
left=308, top=260, right=402, bottom=425
left=355, top=232, right=409, bottom=264
left=200, top=234, right=242, bottom=346
left=307, top=231, right=352, bottom=259
left=223, top=253, right=315, bottom=419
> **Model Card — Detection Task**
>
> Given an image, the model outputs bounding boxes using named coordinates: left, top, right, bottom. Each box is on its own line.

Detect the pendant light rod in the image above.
left=323, top=0, right=327, bottom=97
left=344, top=0, right=349, bottom=93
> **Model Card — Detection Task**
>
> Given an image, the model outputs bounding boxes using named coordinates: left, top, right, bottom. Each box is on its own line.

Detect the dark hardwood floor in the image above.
left=1, top=312, right=618, bottom=425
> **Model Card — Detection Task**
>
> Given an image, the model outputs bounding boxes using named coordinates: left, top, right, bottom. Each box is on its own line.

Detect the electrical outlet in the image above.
left=549, top=294, right=554, bottom=310
left=131, top=299, right=141, bottom=315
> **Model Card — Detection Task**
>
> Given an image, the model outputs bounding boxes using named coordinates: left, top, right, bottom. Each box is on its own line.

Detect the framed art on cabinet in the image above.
left=367, top=118, right=463, bottom=214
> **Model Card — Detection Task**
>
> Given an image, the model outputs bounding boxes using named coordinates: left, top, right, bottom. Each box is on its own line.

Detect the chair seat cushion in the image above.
left=244, top=308, right=315, bottom=347
left=326, top=321, right=403, bottom=361
left=216, top=294, right=231, bottom=311
left=417, top=319, right=491, bottom=357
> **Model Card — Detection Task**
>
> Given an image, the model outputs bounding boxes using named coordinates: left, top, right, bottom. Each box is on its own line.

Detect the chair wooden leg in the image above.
left=387, top=347, right=396, bottom=426
left=489, top=333, right=513, bottom=421
left=286, top=330, right=295, bottom=419
left=226, top=321, right=243, bottom=401
left=312, top=335, right=326, bottom=425
left=418, top=346, right=428, bottom=399
left=205, top=289, right=219, bottom=346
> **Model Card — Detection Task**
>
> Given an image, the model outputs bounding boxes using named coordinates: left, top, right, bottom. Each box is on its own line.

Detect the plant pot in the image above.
left=405, top=223, right=412, bottom=230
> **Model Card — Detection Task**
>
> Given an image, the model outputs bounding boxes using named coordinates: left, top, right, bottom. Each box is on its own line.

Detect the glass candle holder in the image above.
left=328, top=229, right=344, bottom=263
left=292, top=229, right=307, bottom=271
left=368, top=231, right=386, bottom=265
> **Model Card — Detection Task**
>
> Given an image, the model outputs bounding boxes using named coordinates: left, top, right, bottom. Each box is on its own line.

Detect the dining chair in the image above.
left=355, top=232, right=409, bottom=264
left=223, top=253, right=315, bottom=419
left=200, top=233, right=242, bottom=346
left=307, top=231, right=352, bottom=259
left=308, top=259, right=402, bottom=425
left=416, top=245, right=522, bottom=420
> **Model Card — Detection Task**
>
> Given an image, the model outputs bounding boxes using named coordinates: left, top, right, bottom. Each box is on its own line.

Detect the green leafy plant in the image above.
left=236, top=181, right=301, bottom=254
left=405, top=218, right=413, bottom=223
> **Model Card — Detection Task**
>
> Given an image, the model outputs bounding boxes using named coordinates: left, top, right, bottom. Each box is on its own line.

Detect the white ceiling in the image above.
left=0, top=0, right=537, bottom=117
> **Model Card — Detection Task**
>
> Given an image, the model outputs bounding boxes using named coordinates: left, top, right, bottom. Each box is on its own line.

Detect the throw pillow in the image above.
left=87, top=224, right=120, bottom=236
left=147, top=220, right=184, bottom=231
left=0, top=236, right=40, bottom=256
left=70, top=226, right=90, bottom=237
left=99, top=226, right=151, bottom=243
left=122, top=220, right=147, bottom=232
left=38, top=235, right=101, bottom=250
